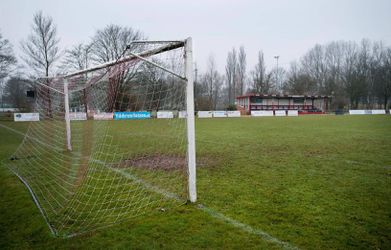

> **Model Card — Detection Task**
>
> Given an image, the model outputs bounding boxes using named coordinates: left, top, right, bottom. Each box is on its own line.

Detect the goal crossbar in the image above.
left=63, top=40, right=185, bottom=79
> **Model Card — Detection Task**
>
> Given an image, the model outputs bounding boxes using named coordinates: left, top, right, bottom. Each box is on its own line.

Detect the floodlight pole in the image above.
left=274, top=55, right=280, bottom=91
left=185, top=37, right=197, bottom=203
left=64, top=78, right=72, bottom=151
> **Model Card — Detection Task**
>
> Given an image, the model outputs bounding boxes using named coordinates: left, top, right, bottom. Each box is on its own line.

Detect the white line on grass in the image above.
left=91, top=158, right=299, bottom=249
left=90, top=158, right=182, bottom=202
left=197, top=204, right=299, bottom=250
left=1, top=122, right=299, bottom=248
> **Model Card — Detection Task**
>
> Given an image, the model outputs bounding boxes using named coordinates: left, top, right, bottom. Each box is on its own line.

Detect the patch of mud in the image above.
left=116, top=154, right=215, bottom=171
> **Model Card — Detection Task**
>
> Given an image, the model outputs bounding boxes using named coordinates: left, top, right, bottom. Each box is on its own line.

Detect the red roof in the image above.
left=236, top=94, right=331, bottom=99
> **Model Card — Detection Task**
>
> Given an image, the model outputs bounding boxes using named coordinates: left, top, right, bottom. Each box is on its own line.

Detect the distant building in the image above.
left=236, top=94, right=331, bottom=114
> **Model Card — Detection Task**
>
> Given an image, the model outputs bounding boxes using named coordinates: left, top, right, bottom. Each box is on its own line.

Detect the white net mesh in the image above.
left=6, top=41, right=189, bottom=237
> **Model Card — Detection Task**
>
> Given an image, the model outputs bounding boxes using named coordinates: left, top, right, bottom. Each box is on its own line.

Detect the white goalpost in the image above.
left=184, top=38, right=197, bottom=203
left=7, top=37, right=196, bottom=237
left=63, top=79, right=72, bottom=151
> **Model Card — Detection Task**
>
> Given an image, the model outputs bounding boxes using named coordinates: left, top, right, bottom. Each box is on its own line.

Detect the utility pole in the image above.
left=194, top=63, right=198, bottom=111
left=274, top=55, right=279, bottom=92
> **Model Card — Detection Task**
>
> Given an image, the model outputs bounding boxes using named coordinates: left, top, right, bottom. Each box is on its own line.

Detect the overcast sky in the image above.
left=1, top=0, right=391, bottom=73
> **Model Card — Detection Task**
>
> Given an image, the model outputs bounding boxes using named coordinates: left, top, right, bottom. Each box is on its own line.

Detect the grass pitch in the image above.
left=0, top=115, right=390, bottom=249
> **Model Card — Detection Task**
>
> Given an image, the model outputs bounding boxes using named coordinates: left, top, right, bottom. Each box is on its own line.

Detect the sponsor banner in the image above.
left=227, top=111, right=241, bottom=117
left=349, top=110, right=366, bottom=115
left=251, top=110, right=274, bottom=117
left=178, top=111, right=187, bottom=118
left=287, top=110, right=298, bottom=116
left=157, top=111, right=174, bottom=119
left=371, top=109, right=386, bottom=115
left=198, top=111, right=213, bottom=118
left=213, top=111, right=227, bottom=118
left=275, top=110, right=286, bottom=116
left=14, top=113, right=40, bottom=122
left=114, top=111, right=151, bottom=120
left=1, top=108, right=19, bottom=112
left=349, top=110, right=367, bottom=115
left=93, top=112, right=113, bottom=120
left=69, top=112, right=87, bottom=121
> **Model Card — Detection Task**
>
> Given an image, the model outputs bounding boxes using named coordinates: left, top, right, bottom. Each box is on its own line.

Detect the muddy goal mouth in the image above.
left=116, top=155, right=187, bottom=171
left=115, top=154, right=214, bottom=171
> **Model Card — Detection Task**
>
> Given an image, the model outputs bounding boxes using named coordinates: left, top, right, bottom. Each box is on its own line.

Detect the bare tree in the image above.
left=322, top=42, right=347, bottom=109
left=225, top=48, right=237, bottom=105
left=356, top=39, right=371, bottom=107
left=286, top=42, right=344, bottom=97
left=324, top=41, right=343, bottom=96
left=62, top=43, right=93, bottom=72
left=21, top=11, right=60, bottom=117
left=250, top=51, right=273, bottom=94
left=372, top=46, right=391, bottom=109
left=202, top=55, right=222, bottom=110
left=205, top=55, right=217, bottom=109
left=21, top=11, right=60, bottom=77
left=61, top=43, right=94, bottom=114
left=284, top=61, right=317, bottom=95
left=367, top=41, right=383, bottom=107
left=91, top=24, right=144, bottom=64
left=282, top=39, right=390, bottom=109
left=91, top=24, right=145, bottom=111
left=383, top=48, right=391, bottom=110
left=193, top=62, right=203, bottom=110
left=237, top=46, right=246, bottom=96
left=272, top=66, right=286, bottom=94
left=339, top=41, right=358, bottom=108
left=0, top=32, right=17, bottom=81
left=301, top=44, right=327, bottom=94
left=0, top=32, right=17, bottom=108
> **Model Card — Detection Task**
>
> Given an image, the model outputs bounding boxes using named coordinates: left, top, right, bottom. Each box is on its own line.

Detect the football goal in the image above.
left=6, top=38, right=196, bottom=237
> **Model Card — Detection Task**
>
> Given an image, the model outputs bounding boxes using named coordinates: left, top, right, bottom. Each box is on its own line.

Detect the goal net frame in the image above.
left=7, top=37, right=197, bottom=237
left=61, top=37, right=197, bottom=203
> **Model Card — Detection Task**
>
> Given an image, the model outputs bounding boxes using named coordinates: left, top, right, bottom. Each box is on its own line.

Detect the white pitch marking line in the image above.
left=197, top=204, right=299, bottom=250
left=91, top=159, right=299, bottom=249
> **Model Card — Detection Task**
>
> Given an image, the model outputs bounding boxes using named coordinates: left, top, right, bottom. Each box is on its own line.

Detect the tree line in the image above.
left=0, top=11, right=146, bottom=112
left=284, top=40, right=391, bottom=109
left=1, top=11, right=390, bottom=111
left=196, top=40, right=391, bottom=110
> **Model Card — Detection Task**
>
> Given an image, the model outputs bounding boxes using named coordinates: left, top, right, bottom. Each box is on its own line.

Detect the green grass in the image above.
left=1, top=115, right=390, bottom=249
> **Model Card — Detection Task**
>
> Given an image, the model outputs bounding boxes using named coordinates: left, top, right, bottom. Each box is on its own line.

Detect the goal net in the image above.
left=6, top=38, right=196, bottom=237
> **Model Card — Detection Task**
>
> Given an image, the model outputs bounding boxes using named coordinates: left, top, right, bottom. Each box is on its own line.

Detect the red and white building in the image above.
left=236, top=94, right=331, bottom=115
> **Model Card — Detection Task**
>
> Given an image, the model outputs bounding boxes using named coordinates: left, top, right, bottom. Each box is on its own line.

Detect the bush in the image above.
left=226, top=104, right=237, bottom=111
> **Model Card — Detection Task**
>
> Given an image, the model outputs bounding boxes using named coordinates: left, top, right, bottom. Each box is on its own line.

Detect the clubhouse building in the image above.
left=236, top=94, right=331, bottom=115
